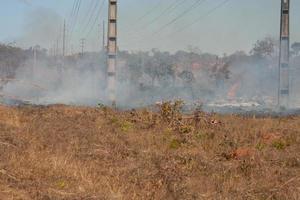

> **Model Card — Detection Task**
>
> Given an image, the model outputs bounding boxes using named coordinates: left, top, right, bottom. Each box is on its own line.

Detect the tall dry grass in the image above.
left=0, top=103, right=299, bottom=199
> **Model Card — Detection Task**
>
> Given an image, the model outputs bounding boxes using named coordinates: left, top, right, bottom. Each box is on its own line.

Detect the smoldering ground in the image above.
left=1, top=45, right=300, bottom=113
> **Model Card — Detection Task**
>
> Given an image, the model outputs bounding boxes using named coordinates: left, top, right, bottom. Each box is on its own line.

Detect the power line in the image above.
left=141, top=0, right=187, bottom=30
left=123, top=0, right=206, bottom=46
left=121, top=0, right=188, bottom=43
left=80, top=0, right=97, bottom=31
left=120, top=0, right=164, bottom=33
left=72, top=0, right=82, bottom=32
left=85, top=0, right=105, bottom=38
left=80, top=0, right=100, bottom=34
left=153, top=0, right=206, bottom=35
left=136, top=0, right=164, bottom=22
left=124, top=0, right=230, bottom=49
left=69, top=0, right=82, bottom=45
left=68, top=0, right=78, bottom=22
left=168, top=0, right=230, bottom=37
left=65, top=0, right=79, bottom=54
left=70, top=0, right=80, bottom=27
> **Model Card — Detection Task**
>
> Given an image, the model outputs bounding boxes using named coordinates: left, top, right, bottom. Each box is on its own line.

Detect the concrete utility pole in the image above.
left=33, top=46, right=37, bottom=71
left=63, top=20, right=66, bottom=57
left=103, top=20, right=106, bottom=51
left=107, top=0, right=117, bottom=106
left=80, top=38, right=85, bottom=56
left=278, top=0, right=290, bottom=108
left=56, top=39, right=59, bottom=57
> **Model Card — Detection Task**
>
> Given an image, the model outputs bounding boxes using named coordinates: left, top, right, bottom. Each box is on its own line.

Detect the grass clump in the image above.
left=120, top=120, right=134, bottom=132
left=169, top=139, right=181, bottom=149
left=272, top=140, right=286, bottom=150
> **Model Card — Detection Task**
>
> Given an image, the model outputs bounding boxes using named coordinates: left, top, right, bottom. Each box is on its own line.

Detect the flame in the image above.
left=227, top=82, right=240, bottom=99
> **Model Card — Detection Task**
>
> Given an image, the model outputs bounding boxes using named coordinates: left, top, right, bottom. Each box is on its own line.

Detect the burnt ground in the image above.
left=0, top=104, right=299, bottom=200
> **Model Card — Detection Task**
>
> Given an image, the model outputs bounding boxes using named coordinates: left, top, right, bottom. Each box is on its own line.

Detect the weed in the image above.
left=57, top=180, right=66, bottom=189
left=238, top=160, right=253, bottom=177
left=159, top=100, right=184, bottom=123
left=169, top=139, right=181, bottom=149
left=272, top=140, right=286, bottom=150
left=97, top=102, right=106, bottom=109
left=110, top=116, right=119, bottom=124
left=120, top=121, right=134, bottom=132
left=195, top=131, right=213, bottom=141
left=284, top=157, right=300, bottom=168
left=178, top=124, right=193, bottom=134
left=256, top=142, right=266, bottom=151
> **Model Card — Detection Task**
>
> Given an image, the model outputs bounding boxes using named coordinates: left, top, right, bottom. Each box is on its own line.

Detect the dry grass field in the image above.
left=0, top=103, right=299, bottom=200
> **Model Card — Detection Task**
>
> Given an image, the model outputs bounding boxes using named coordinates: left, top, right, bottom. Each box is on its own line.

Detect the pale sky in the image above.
left=1, top=0, right=300, bottom=55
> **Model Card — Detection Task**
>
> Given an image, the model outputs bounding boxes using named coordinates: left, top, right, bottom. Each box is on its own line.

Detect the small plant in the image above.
left=238, top=160, right=253, bottom=176
left=195, top=130, right=215, bottom=141
left=97, top=102, right=106, bottom=108
left=256, top=142, right=266, bottom=151
left=272, top=140, right=286, bottom=150
left=109, top=117, right=134, bottom=132
left=110, top=116, right=119, bottom=124
left=120, top=120, right=134, bottom=132
left=169, top=139, right=181, bottom=149
left=57, top=180, right=66, bottom=189
left=159, top=100, right=184, bottom=123
left=178, top=124, right=193, bottom=134
left=195, top=132, right=205, bottom=140
left=284, top=157, right=300, bottom=167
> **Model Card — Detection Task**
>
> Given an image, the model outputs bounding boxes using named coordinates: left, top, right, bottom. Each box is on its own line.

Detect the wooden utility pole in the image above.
left=107, top=0, right=117, bottom=106
left=278, top=0, right=290, bottom=108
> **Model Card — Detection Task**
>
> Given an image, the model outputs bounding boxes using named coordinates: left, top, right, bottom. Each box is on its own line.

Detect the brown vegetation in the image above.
left=0, top=104, right=299, bottom=199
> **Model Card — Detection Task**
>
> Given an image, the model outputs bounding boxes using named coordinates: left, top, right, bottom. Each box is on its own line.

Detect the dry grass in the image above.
left=0, top=103, right=299, bottom=200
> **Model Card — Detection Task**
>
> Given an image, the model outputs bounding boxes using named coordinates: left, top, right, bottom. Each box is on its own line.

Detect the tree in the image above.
left=178, top=70, right=195, bottom=84
left=291, top=42, right=300, bottom=56
left=144, top=50, right=175, bottom=86
left=251, top=37, right=276, bottom=58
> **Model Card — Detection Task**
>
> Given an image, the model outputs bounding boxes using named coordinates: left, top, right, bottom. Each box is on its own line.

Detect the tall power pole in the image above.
left=56, top=39, right=59, bottom=57
left=107, top=0, right=117, bottom=106
left=278, top=0, right=290, bottom=108
left=103, top=20, right=106, bottom=51
left=80, top=38, right=85, bottom=56
left=33, top=46, right=37, bottom=71
left=63, top=20, right=66, bottom=57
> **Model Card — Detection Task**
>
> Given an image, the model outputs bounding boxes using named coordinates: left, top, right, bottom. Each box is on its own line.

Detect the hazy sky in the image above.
left=1, top=0, right=300, bottom=55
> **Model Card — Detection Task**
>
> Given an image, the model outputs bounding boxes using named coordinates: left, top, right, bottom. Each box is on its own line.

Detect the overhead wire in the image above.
left=68, top=0, right=78, bottom=23
left=120, top=0, right=164, bottom=34
left=167, top=0, right=231, bottom=37
left=121, top=0, right=188, bottom=45
left=124, top=0, right=231, bottom=49
left=141, top=0, right=187, bottom=29
left=123, top=0, right=206, bottom=46
left=69, top=0, right=82, bottom=45
left=152, top=0, right=206, bottom=35
left=72, top=0, right=82, bottom=32
left=81, top=0, right=101, bottom=34
left=85, top=0, right=106, bottom=38
left=63, top=0, right=78, bottom=54
left=80, top=0, right=97, bottom=32
left=135, top=0, right=164, bottom=23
